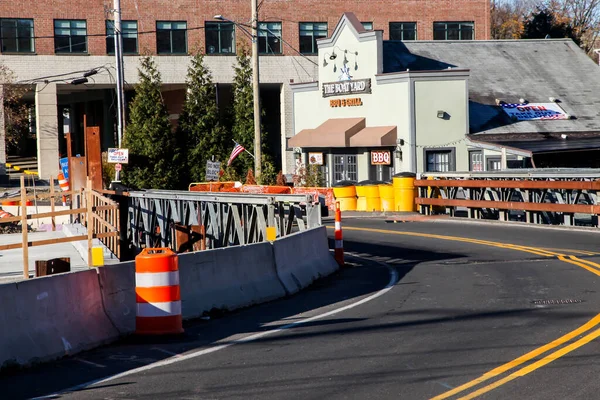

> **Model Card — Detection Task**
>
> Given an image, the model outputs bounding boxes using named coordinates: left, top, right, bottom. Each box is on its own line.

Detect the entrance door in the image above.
left=333, top=155, right=357, bottom=182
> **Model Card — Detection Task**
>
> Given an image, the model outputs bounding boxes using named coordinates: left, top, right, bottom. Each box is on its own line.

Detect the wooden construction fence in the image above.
left=415, top=176, right=600, bottom=226
left=0, top=176, right=120, bottom=279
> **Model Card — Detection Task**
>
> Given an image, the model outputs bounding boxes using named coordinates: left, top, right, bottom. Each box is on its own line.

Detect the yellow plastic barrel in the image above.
left=393, top=173, right=417, bottom=212
left=379, top=184, right=395, bottom=212
left=332, top=185, right=357, bottom=211
left=356, top=184, right=381, bottom=212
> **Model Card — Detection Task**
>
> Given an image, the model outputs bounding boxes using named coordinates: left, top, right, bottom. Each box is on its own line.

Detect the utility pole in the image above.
left=251, top=0, right=262, bottom=178
left=113, top=0, right=126, bottom=180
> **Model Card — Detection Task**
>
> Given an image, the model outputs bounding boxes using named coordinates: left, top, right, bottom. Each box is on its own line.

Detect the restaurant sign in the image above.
left=501, top=102, right=569, bottom=121
left=322, top=78, right=371, bottom=98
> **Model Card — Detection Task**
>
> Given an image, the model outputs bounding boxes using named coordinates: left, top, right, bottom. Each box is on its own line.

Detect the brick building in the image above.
left=0, top=0, right=490, bottom=180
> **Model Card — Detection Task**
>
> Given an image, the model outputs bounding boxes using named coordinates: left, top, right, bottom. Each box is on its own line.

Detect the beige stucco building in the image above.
left=289, top=13, right=529, bottom=185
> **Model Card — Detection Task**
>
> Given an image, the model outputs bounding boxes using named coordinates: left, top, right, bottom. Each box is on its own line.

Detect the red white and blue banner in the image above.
left=500, top=102, right=568, bottom=121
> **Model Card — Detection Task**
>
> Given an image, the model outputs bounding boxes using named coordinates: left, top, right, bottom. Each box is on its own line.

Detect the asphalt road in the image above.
left=3, top=218, right=600, bottom=399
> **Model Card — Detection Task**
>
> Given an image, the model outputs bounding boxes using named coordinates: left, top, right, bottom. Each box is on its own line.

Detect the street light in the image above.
left=215, top=5, right=262, bottom=178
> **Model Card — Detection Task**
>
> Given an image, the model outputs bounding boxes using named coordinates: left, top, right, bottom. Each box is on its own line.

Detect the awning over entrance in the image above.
left=289, top=118, right=365, bottom=148
left=288, top=118, right=397, bottom=148
left=349, top=126, right=397, bottom=147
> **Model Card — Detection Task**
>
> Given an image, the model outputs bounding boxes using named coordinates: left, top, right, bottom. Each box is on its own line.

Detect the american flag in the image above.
left=227, top=142, right=245, bottom=166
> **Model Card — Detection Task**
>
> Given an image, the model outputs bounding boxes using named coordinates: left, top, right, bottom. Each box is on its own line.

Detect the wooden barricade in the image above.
left=0, top=176, right=120, bottom=279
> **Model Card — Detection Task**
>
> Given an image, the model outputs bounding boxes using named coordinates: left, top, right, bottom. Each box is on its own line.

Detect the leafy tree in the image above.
left=491, top=0, right=530, bottom=39
left=522, top=3, right=577, bottom=43
left=258, top=155, right=277, bottom=185
left=229, top=45, right=275, bottom=179
left=230, top=46, right=256, bottom=176
left=122, top=55, right=181, bottom=190
left=0, top=65, right=30, bottom=157
left=177, top=50, right=229, bottom=184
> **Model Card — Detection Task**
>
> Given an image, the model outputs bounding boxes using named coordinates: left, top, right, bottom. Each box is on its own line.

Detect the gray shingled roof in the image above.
left=384, top=39, right=600, bottom=136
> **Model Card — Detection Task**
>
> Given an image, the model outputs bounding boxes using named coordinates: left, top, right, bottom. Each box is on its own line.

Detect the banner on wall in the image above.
left=500, top=103, right=569, bottom=121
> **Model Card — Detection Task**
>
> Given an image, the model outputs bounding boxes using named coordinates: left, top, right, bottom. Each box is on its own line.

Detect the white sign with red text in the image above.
left=107, top=148, right=129, bottom=164
left=371, top=150, right=391, bottom=165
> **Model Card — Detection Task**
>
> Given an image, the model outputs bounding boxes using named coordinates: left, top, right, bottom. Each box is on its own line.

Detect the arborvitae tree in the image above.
left=230, top=45, right=275, bottom=179
left=177, top=50, right=229, bottom=183
left=122, top=55, right=180, bottom=189
left=230, top=46, right=256, bottom=176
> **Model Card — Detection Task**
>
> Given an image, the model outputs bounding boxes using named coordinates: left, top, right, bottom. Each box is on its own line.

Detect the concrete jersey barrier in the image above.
left=0, top=269, right=119, bottom=369
left=0, top=227, right=336, bottom=369
left=97, top=261, right=136, bottom=334
left=273, top=226, right=339, bottom=294
left=179, top=242, right=286, bottom=319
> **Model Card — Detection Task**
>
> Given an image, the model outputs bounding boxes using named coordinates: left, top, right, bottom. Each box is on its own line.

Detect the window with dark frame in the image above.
left=299, top=22, right=327, bottom=54
left=1, top=19, right=34, bottom=53
left=205, top=22, right=235, bottom=54
left=433, top=22, right=474, bottom=40
left=469, top=150, right=483, bottom=171
left=54, top=20, right=87, bottom=53
left=333, top=155, right=357, bottom=182
left=258, top=22, right=282, bottom=54
left=361, top=22, right=373, bottom=31
left=425, top=149, right=454, bottom=172
left=389, top=22, right=416, bottom=41
left=106, top=20, right=138, bottom=54
left=156, top=21, right=187, bottom=54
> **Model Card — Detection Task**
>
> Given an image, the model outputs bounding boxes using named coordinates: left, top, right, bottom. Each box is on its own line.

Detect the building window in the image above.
left=54, top=20, right=87, bottom=53
left=156, top=21, right=187, bottom=54
left=1, top=19, right=34, bottom=53
left=299, top=22, right=327, bottom=54
left=425, top=149, right=455, bottom=172
left=333, top=155, right=357, bottom=182
left=258, top=22, right=282, bottom=54
left=205, top=22, right=235, bottom=54
left=106, top=20, right=138, bottom=54
left=469, top=150, right=483, bottom=172
left=361, top=22, right=373, bottom=31
left=433, top=22, right=474, bottom=40
left=389, top=22, right=416, bottom=41
left=487, top=157, right=502, bottom=171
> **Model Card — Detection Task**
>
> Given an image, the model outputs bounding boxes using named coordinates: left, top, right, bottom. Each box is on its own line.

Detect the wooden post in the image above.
left=86, top=178, right=93, bottom=268
left=50, top=175, right=56, bottom=231
left=21, top=176, right=29, bottom=279
left=66, top=131, right=73, bottom=210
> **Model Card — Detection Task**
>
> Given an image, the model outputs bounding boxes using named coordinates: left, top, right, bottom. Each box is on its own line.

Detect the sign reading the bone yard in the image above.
left=322, top=78, right=371, bottom=98
left=500, top=102, right=569, bottom=121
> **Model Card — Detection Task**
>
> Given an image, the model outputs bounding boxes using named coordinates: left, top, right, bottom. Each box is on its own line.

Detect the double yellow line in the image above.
left=327, top=225, right=600, bottom=398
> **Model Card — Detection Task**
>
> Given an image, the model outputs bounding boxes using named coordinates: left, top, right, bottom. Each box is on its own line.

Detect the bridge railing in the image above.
left=415, top=169, right=600, bottom=227
left=124, top=189, right=322, bottom=251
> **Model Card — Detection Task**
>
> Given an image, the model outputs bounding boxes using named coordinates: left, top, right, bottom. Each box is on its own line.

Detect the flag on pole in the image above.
left=227, top=142, right=246, bottom=166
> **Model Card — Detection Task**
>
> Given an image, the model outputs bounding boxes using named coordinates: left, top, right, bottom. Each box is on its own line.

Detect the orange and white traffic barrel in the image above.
left=135, top=248, right=184, bottom=335
left=334, top=202, right=344, bottom=267
left=0, top=209, right=13, bottom=219
left=57, top=172, right=69, bottom=206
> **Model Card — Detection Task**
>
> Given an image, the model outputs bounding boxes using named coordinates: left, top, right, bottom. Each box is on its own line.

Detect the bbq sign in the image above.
left=322, top=78, right=371, bottom=98
left=371, top=150, right=391, bottom=165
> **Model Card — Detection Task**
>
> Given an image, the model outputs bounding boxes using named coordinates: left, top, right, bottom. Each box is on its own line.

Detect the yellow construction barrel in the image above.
left=356, top=181, right=381, bottom=212
left=393, top=172, right=417, bottom=212
left=379, top=184, right=395, bottom=212
left=332, top=181, right=357, bottom=211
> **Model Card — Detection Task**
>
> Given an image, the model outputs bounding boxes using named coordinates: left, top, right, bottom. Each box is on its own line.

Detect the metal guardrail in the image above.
left=126, top=189, right=322, bottom=251
left=416, top=171, right=600, bottom=227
